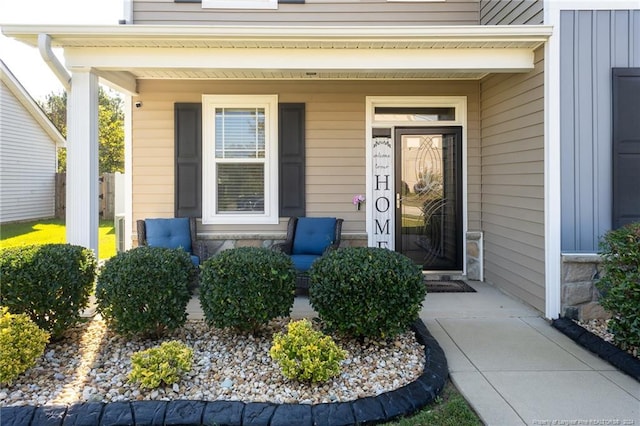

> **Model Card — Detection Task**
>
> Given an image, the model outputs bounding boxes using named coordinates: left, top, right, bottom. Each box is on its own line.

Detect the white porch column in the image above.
left=66, top=70, right=99, bottom=257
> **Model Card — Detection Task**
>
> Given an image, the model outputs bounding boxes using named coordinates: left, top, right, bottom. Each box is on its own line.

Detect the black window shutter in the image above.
left=175, top=103, right=202, bottom=218
left=612, top=68, right=640, bottom=229
left=279, top=103, right=306, bottom=217
left=174, top=102, right=304, bottom=218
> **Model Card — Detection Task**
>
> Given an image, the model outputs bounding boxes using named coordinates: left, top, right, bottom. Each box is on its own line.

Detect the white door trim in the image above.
left=365, top=96, right=467, bottom=274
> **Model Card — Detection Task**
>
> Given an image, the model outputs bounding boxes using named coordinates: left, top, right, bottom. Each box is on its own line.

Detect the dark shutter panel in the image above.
left=279, top=103, right=306, bottom=217
left=612, top=68, right=640, bottom=229
left=175, top=103, right=202, bottom=218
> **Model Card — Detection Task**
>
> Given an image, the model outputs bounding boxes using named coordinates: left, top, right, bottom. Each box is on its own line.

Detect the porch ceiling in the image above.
left=2, top=24, right=551, bottom=86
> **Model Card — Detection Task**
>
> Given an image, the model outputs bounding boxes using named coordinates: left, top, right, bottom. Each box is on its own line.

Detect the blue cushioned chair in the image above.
left=272, top=217, right=343, bottom=294
left=136, top=217, right=209, bottom=266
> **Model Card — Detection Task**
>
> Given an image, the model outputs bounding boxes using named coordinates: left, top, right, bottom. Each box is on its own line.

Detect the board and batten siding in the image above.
left=132, top=79, right=480, bottom=238
left=560, top=9, right=640, bottom=253
left=480, top=46, right=544, bottom=312
left=132, top=0, right=481, bottom=26
left=480, top=0, right=543, bottom=25
left=0, top=81, right=57, bottom=223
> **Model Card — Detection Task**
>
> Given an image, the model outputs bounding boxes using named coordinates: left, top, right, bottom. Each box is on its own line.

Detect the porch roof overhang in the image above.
left=2, top=24, right=552, bottom=94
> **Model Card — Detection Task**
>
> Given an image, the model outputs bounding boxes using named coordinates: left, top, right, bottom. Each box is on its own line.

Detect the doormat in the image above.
left=424, top=280, right=476, bottom=293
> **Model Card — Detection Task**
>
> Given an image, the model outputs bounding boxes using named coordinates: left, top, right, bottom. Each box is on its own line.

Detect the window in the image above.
left=374, top=107, right=456, bottom=122
left=202, top=0, right=277, bottom=9
left=202, top=95, right=279, bottom=224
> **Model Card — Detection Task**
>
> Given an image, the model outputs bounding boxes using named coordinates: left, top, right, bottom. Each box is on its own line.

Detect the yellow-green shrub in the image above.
left=270, top=319, right=347, bottom=383
left=0, top=307, right=50, bottom=384
left=128, top=341, right=193, bottom=389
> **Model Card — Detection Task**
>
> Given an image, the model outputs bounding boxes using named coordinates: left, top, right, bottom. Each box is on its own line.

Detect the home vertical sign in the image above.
left=371, top=135, right=394, bottom=250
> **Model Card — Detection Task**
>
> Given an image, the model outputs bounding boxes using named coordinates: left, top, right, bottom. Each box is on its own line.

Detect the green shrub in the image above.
left=199, top=247, right=296, bottom=333
left=0, top=244, right=96, bottom=339
left=595, top=222, right=640, bottom=349
left=0, top=307, right=50, bottom=384
left=128, top=340, right=193, bottom=389
left=309, top=247, right=425, bottom=339
left=96, top=246, right=196, bottom=338
left=270, top=319, right=346, bottom=383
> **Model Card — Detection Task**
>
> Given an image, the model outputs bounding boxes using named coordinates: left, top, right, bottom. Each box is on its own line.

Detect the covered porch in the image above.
left=2, top=24, right=557, bottom=317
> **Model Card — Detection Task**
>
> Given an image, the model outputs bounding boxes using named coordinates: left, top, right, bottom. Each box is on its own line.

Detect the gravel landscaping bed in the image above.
left=0, top=316, right=426, bottom=408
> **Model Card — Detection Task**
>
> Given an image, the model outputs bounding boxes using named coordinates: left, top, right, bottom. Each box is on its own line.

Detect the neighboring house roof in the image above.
left=0, top=59, right=66, bottom=148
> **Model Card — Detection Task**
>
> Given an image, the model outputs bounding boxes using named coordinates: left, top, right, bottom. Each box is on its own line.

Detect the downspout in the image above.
left=37, top=33, right=71, bottom=91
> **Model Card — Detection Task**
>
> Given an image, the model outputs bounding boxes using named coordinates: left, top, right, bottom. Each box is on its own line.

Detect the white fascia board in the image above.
left=64, top=47, right=536, bottom=73
left=2, top=24, right=553, bottom=46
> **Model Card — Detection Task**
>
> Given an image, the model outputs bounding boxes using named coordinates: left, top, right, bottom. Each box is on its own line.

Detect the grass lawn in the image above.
left=386, top=380, right=482, bottom=426
left=0, top=218, right=116, bottom=260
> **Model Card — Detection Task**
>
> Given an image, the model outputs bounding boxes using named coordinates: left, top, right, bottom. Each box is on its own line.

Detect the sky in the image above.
left=0, top=0, right=123, bottom=101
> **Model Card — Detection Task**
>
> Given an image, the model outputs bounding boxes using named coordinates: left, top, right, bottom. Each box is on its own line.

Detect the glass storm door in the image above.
left=395, top=127, right=462, bottom=270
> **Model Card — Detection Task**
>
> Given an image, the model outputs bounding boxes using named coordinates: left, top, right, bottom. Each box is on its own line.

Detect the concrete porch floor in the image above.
left=186, top=281, right=640, bottom=426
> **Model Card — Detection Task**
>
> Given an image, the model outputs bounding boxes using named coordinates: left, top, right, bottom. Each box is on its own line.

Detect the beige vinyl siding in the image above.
left=480, top=46, right=544, bottom=312
left=480, top=0, right=543, bottom=25
left=132, top=0, right=480, bottom=26
left=0, top=81, right=57, bottom=223
left=132, top=79, right=480, bottom=237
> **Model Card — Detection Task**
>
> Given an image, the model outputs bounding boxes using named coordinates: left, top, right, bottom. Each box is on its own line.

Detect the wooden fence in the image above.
left=55, top=173, right=117, bottom=220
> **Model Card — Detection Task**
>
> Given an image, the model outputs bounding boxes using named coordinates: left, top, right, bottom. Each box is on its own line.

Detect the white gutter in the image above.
left=38, top=33, right=71, bottom=91
left=6, top=24, right=552, bottom=46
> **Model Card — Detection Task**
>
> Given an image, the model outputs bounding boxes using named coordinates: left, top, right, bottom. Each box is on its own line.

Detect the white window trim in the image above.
left=202, top=0, right=277, bottom=9
left=202, top=94, right=279, bottom=225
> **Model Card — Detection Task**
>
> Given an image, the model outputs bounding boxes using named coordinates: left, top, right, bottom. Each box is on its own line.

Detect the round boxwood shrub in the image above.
left=0, top=307, right=50, bottom=384
left=129, top=340, right=193, bottom=389
left=595, top=222, right=640, bottom=349
left=0, top=243, right=97, bottom=340
left=270, top=319, right=346, bottom=383
left=199, top=247, right=296, bottom=333
left=96, top=246, right=197, bottom=338
left=309, top=247, right=425, bottom=339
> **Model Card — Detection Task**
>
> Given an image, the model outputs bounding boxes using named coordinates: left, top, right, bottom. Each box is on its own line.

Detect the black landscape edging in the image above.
left=0, top=319, right=448, bottom=426
left=551, top=317, right=640, bottom=381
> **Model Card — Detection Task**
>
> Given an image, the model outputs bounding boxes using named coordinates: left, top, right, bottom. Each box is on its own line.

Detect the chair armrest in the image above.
left=136, top=220, right=147, bottom=246
left=334, top=218, right=344, bottom=246
left=192, top=240, right=210, bottom=262
left=271, top=217, right=297, bottom=254
left=323, top=218, right=344, bottom=254
left=271, top=241, right=292, bottom=255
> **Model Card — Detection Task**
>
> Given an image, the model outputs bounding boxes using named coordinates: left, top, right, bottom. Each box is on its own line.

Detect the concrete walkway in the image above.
left=187, top=281, right=640, bottom=426
left=420, top=282, right=639, bottom=426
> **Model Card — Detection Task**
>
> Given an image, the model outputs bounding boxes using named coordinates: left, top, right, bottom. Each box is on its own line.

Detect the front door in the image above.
left=395, top=127, right=462, bottom=270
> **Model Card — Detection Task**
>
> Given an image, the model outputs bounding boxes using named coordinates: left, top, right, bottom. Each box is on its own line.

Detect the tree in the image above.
left=39, top=87, right=124, bottom=174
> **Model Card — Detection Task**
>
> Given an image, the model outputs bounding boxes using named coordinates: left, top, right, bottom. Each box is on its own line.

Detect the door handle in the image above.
left=396, top=193, right=400, bottom=209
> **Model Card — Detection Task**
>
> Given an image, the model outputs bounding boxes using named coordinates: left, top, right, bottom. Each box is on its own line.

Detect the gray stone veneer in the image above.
left=465, top=231, right=483, bottom=281
left=200, top=234, right=368, bottom=257
left=561, top=254, right=610, bottom=320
